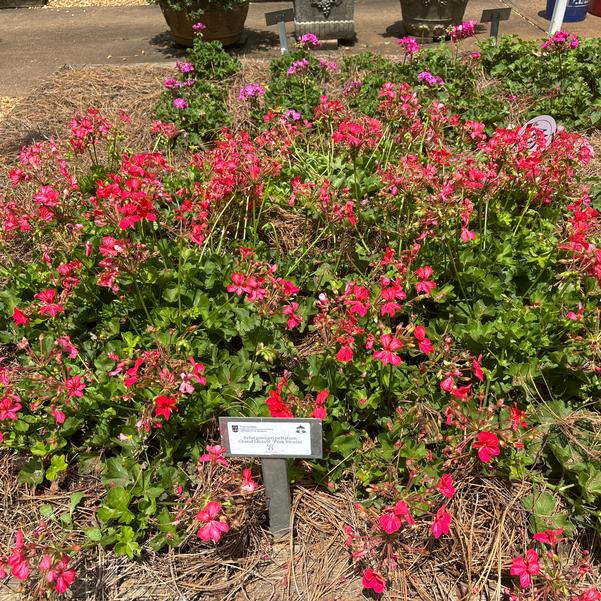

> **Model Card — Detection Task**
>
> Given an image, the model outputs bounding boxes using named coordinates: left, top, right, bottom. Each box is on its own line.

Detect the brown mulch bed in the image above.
left=0, top=444, right=542, bottom=601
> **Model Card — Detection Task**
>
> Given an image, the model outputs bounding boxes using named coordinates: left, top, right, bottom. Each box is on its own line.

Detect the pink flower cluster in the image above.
left=2, top=530, right=76, bottom=595
left=298, top=32, right=320, bottom=49
left=449, top=20, right=476, bottom=42
left=541, top=30, right=579, bottom=51
left=397, top=35, right=421, bottom=55
left=227, top=249, right=302, bottom=330
left=417, top=71, right=445, bottom=87
left=238, top=83, right=265, bottom=101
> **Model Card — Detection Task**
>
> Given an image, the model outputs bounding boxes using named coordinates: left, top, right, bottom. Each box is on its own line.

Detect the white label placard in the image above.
left=228, top=421, right=311, bottom=455
left=219, top=417, right=322, bottom=458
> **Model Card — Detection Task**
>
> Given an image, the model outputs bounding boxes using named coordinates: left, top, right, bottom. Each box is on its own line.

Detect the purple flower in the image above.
left=318, top=57, right=338, bottom=72
left=164, top=78, right=178, bottom=89
left=238, top=83, right=265, bottom=101
left=173, top=97, right=189, bottom=109
left=177, top=61, right=195, bottom=74
left=284, top=109, right=301, bottom=122
left=397, top=36, right=420, bottom=55
left=299, top=33, right=320, bottom=49
left=417, top=71, right=445, bottom=87
left=192, top=22, right=206, bottom=31
left=342, top=79, right=363, bottom=97
left=287, top=59, right=310, bottom=77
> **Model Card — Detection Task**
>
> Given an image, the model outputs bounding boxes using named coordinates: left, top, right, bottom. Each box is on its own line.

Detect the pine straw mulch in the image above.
left=3, top=444, right=589, bottom=601
left=0, top=59, right=272, bottom=178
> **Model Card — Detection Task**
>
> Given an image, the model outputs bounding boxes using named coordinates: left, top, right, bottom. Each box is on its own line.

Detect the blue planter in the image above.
left=545, top=0, right=589, bottom=22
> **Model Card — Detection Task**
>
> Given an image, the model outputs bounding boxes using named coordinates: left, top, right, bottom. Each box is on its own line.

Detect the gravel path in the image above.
left=46, top=0, right=146, bottom=7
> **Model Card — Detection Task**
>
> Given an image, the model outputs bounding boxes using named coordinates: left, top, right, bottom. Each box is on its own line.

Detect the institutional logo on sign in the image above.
left=295, top=425, right=306, bottom=434
left=231, top=425, right=239, bottom=432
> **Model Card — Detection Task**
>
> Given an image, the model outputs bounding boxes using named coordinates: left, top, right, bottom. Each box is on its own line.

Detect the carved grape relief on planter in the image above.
left=310, top=0, right=342, bottom=18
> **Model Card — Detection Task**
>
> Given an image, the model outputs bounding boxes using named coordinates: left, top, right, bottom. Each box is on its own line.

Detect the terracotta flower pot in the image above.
left=399, top=0, right=469, bottom=38
left=159, top=0, right=249, bottom=47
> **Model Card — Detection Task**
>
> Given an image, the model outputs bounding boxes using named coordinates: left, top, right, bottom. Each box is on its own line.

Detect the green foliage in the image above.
left=1, top=32, right=601, bottom=559
left=155, top=38, right=240, bottom=147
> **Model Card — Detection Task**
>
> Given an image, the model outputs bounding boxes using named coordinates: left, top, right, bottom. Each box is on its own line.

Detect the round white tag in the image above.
left=518, top=115, right=557, bottom=151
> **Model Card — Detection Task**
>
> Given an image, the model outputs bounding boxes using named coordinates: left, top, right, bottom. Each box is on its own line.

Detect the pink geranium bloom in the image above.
left=199, top=445, right=229, bottom=466
left=227, top=273, right=246, bottom=296
left=46, top=555, right=76, bottom=594
left=436, top=474, right=456, bottom=499
left=65, top=375, right=86, bottom=398
left=196, top=501, right=230, bottom=543
left=336, top=345, right=353, bottom=363
left=12, top=307, right=29, bottom=326
left=532, top=528, right=565, bottom=546
left=472, top=355, right=484, bottom=381
left=7, top=531, right=29, bottom=581
left=415, top=266, right=436, bottom=295
left=432, top=505, right=451, bottom=539
left=473, top=431, right=500, bottom=462
left=35, top=289, right=64, bottom=318
left=577, top=587, right=601, bottom=601
left=154, top=395, right=178, bottom=421
left=440, top=375, right=455, bottom=392
left=510, top=549, right=540, bottom=588
left=393, top=499, right=415, bottom=525
left=240, top=468, right=258, bottom=494
left=0, top=395, right=22, bottom=421
left=379, top=510, right=402, bottom=534
left=451, top=384, right=472, bottom=400
left=283, top=302, right=302, bottom=329
left=361, top=569, right=386, bottom=594
left=373, top=333, right=403, bottom=366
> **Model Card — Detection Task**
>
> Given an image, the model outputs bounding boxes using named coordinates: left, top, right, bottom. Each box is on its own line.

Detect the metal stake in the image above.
left=261, top=458, right=291, bottom=534
left=490, top=17, right=500, bottom=44
left=277, top=20, right=289, bottom=54
left=265, top=8, right=294, bottom=55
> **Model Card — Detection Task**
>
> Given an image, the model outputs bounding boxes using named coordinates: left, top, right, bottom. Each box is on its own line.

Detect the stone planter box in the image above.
left=293, top=0, right=355, bottom=41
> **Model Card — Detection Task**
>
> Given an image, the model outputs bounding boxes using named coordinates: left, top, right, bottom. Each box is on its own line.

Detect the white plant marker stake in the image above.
left=548, top=0, right=569, bottom=35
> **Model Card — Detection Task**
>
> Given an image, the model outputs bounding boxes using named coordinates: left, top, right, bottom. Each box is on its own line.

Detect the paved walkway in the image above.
left=0, top=0, right=600, bottom=96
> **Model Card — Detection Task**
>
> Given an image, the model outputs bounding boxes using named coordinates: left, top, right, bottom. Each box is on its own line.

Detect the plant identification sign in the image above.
left=219, top=417, right=323, bottom=533
left=219, top=417, right=322, bottom=458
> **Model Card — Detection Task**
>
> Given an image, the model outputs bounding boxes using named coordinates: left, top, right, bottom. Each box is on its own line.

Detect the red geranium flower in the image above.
left=473, top=431, right=500, bottom=462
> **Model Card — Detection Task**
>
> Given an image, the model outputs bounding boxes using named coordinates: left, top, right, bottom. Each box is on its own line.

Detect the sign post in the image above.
left=219, top=417, right=323, bottom=534
left=480, top=8, right=512, bottom=45
left=265, top=8, right=295, bottom=55
left=547, top=0, right=568, bottom=35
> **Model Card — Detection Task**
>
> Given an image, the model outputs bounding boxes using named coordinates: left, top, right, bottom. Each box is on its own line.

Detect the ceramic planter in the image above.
left=399, top=0, right=469, bottom=38
left=293, top=0, right=355, bottom=41
left=159, top=0, right=249, bottom=47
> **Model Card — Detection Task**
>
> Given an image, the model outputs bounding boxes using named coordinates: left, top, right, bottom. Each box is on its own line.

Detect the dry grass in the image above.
left=47, top=0, right=146, bottom=7
left=0, top=98, right=23, bottom=123
left=0, top=451, right=539, bottom=601
left=0, top=64, right=172, bottom=177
